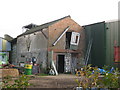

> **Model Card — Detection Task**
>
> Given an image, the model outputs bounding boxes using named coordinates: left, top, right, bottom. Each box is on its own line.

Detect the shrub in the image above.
left=2, top=75, right=31, bottom=89
left=75, top=64, right=120, bottom=89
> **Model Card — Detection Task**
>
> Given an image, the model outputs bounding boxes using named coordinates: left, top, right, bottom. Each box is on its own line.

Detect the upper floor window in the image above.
left=70, top=32, right=80, bottom=46
left=66, top=32, right=80, bottom=49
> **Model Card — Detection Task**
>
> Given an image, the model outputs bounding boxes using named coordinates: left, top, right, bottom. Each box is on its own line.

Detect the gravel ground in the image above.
left=28, top=74, right=78, bottom=89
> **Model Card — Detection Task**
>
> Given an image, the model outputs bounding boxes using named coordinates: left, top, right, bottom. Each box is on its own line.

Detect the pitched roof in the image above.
left=18, top=15, right=71, bottom=37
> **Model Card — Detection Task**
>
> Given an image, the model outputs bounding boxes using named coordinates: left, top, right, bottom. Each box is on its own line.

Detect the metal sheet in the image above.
left=0, top=38, right=2, bottom=51
left=6, top=41, right=11, bottom=51
left=114, top=46, right=120, bottom=62
left=2, top=39, right=7, bottom=51
left=118, top=21, right=120, bottom=46
left=2, top=39, right=11, bottom=51
left=84, top=22, right=106, bottom=67
left=106, top=21, right=120, bottom=67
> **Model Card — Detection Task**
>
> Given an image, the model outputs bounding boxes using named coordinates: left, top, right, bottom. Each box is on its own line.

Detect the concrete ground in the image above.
left=28, top=74, right=78, bottom=89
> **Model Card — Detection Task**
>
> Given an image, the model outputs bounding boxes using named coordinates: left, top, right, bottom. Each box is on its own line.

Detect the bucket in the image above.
left=0, top=61, right=2, bottom=68
left=25, top=69, right=32, bottom=75
left=24, top=64, right=32, bottom=75
left=25, top=64, right=32, bottom=69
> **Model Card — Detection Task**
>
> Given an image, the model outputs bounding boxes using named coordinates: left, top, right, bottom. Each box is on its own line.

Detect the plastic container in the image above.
left=25, top=69, right=32, bottom=75
left=0, top=61, right=2, bottom=68
left=25, top=64, right=32, bottom=69
left=24, top=64, right=32, bottom=75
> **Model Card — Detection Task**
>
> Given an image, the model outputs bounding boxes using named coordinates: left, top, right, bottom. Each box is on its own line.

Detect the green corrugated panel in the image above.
left=84, top=21, right=119, bottom=68
left=105, top=21, right=119, bottom=67
left=84, top=22, right=106, bottom=67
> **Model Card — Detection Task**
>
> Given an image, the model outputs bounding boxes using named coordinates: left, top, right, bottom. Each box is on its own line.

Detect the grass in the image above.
left=37, top=73, right=49, bottom=76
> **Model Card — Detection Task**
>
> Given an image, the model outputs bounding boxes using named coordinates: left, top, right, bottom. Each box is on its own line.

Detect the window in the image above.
left=75, top=35, right=79, bottom=43
left=70, top=32, right=80, bottom=45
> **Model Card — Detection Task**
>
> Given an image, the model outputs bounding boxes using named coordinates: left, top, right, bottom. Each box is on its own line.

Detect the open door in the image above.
left=57, top=55, right=65, bottom=73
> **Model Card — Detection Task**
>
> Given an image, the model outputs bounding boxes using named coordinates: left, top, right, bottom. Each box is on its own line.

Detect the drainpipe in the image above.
left=52, top=26, right=70, bottom=46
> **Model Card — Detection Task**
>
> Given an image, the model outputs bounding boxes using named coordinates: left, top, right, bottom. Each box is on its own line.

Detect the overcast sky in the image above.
left=0, top=0, right=119, bottom=38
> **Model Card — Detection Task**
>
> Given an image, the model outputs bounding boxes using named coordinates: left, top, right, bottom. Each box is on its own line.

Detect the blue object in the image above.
left=98, top=68, right=106, bottom=74
left=92, top=67, right=115, bottom=74
left=109, top=67, right=114, bottom=73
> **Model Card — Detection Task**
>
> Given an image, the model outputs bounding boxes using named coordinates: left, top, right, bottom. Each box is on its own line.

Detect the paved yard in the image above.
left=29, top=74, right=78, bottom=89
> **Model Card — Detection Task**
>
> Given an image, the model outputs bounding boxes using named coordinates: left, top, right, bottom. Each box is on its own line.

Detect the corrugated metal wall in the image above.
left=105, top=21, right=120, bottom=67
left=2, top=39, right=7, bottom=51
left=84, top=22, right=106, bottom=67
left=0, top=39, right=2, bottom=51
left=0, top=38, right=11, bottom=51
left=84, top=21, right=120, bottom=68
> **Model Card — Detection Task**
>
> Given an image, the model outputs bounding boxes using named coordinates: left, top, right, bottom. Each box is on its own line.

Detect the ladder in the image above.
left=84, top=39, right=93, bottom=65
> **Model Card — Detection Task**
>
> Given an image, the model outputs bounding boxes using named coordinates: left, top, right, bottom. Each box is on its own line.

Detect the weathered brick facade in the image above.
left=13, top=16, right=85, bottom=73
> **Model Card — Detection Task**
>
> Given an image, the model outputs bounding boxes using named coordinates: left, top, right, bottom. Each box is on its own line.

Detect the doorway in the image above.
left=57, top=55, right=65, bottom=73
left=66, top=32, right=72, bottom=49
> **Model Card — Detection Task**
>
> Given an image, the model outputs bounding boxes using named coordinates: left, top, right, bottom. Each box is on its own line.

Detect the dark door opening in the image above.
left=58, top=55, right=65, bottom=73
left=66, top=32, right=72, bottom=49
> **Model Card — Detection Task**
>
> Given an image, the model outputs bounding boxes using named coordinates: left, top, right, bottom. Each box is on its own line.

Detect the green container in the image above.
left=25, top=64, right=32, bottom=69
left=0, top=60, right=2, bottom=68
left=25, top=69, right=32, bottom=75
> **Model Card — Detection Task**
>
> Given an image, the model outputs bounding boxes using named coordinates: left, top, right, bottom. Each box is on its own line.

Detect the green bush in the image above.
left=75, top=64, right=120, bottom=89
left=75, top=64, right=100, bottom=88
left=2, top=75, right=31, bottom=89
left=99, top=68, right=120, bottom=88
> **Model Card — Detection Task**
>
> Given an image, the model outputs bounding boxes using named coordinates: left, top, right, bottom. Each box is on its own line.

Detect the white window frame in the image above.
left=70, top=32, right=80, bottom=45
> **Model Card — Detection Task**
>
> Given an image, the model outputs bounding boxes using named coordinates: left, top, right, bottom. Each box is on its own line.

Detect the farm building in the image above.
left=11, top=16, right=85, bottom=73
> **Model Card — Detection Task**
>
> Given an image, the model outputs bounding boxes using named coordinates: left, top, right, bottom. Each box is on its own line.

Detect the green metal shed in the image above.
left=105, top=21, right=120, bottom=68
left=83, top=21, right=120, bottom=68
left=83, top=22, right=106, bottom=67
left=83, top=21, right=120, bottom=69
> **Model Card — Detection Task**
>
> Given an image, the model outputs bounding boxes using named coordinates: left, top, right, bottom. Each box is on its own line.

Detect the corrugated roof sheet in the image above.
left=18, top=15, right=71, bottom=37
